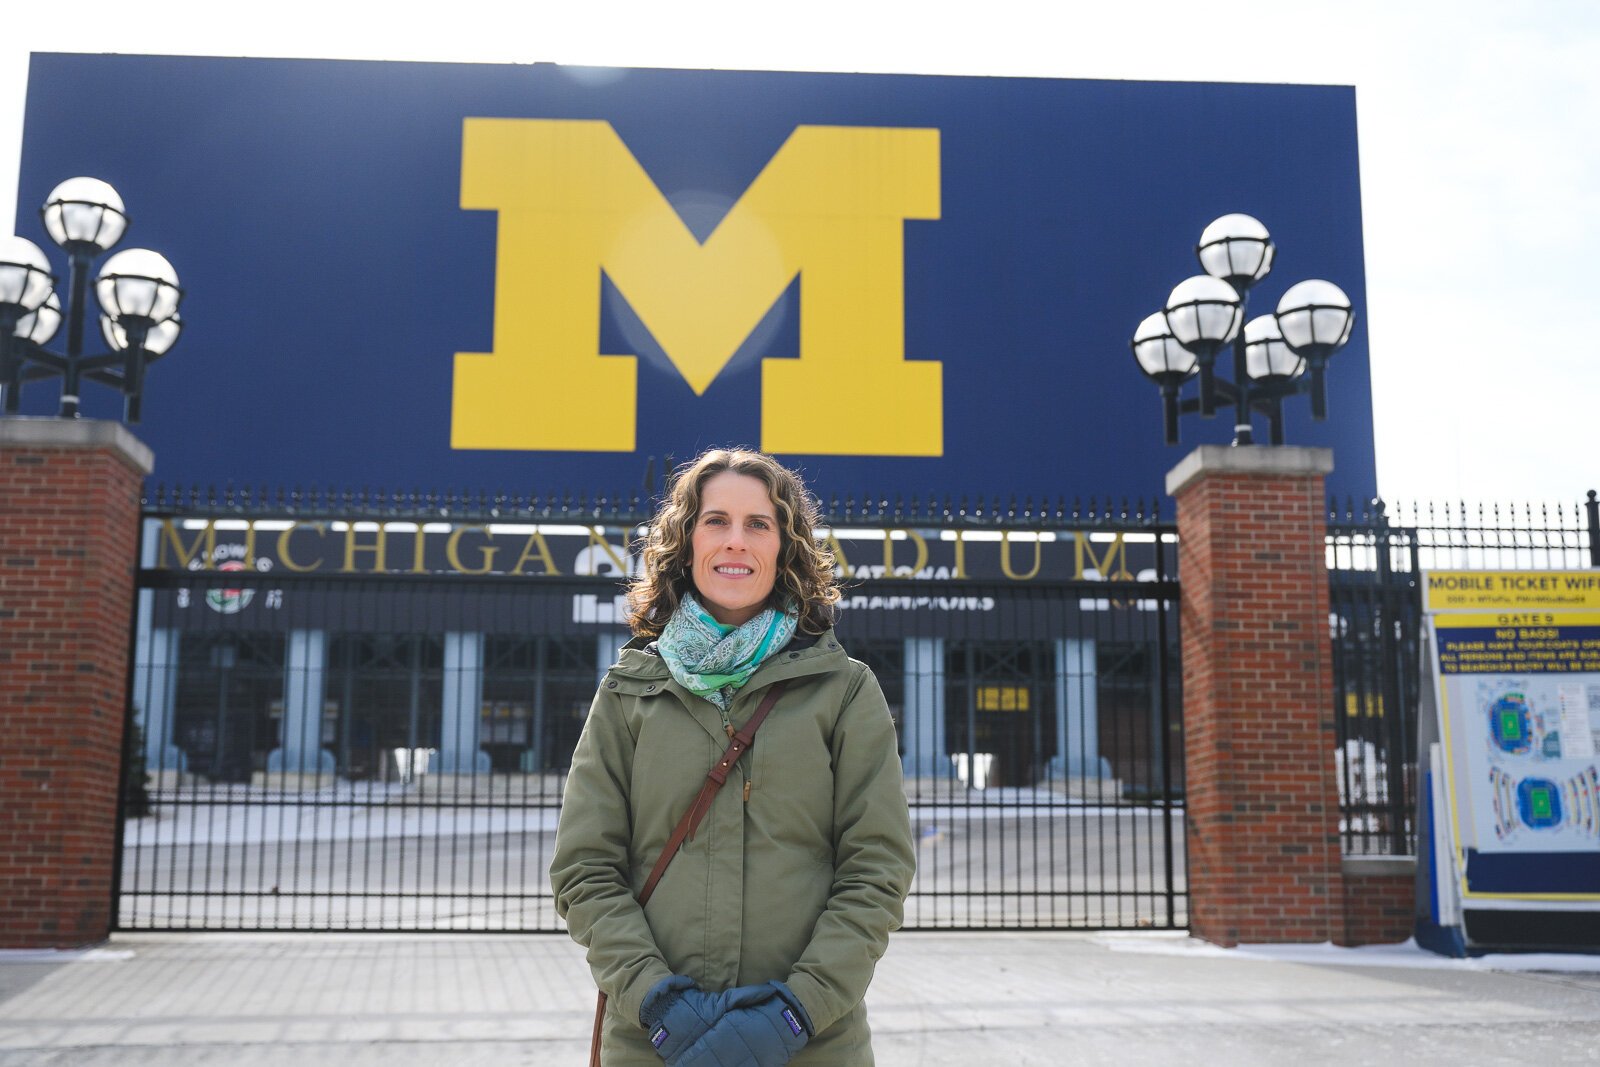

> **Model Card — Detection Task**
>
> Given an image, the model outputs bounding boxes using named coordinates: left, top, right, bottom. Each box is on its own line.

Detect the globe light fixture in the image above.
left=1130, top=312, right=1196, bottom=444
left=96, top=249, right=182, bottom=324
left=1132, top=311, right=1197, bottom=379
left=0, top=236, right=56, bottom=312
left=1243, top=315, right=1303, bottom=382
left=0, top=177, right=184, bottom=421
left=100, top=310, right=182, bottom=423
left=1276, top=279, right=1354, bottom=419
left=0, top=237, right=58, bottom=414
left=1162, top=274, right=1243, bottom=417
left=42, top=177, right=127, bottom=254
left=17, top=293, right=63, bottom=346
left=102, top=310, right=182, bottom=357
left=1133, top=213, right=1355, bottom=445
left=1197, top=212, right=1275, bottom=291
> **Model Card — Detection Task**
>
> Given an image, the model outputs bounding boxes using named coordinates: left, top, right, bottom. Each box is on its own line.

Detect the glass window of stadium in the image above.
left=172, top=632, right=286, bottom=783
left=150, top=612, right=1175, bottom=797
left=326, top=634, right=444, bottom=780
left=481, top=635, right=602, bottom=774
left=945, top=642, right=1059, bottom=789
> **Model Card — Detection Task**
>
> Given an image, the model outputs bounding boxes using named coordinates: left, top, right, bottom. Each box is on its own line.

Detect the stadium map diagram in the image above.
left=1462, top=678, right=1600, bottom=850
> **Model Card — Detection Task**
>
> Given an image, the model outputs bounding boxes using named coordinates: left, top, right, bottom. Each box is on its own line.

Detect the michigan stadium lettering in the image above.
left=153, top=520, right=1151, bottom=583
left=451, top=120, right=943, bottom=456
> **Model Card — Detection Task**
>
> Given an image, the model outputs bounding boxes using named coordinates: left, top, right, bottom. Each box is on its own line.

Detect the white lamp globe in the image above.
left=1243, top=315, right=1304, bottom=380
left=1132, top=311, right=1197, bottom=380
left=1163, top=274, right=1243, bottom=351
left=1197, top=213, right=1274, bottom=289
left=0, top=236, right=56, bottom=311
left=102, top=311, right=182, bottom=357
left=96, top=248, right=181, bottom=323
left=42, top=177, right=127, bottom=252
left=14, top=292, right=62, bottom=345
left=1276, top=279, right=1354, bottom=354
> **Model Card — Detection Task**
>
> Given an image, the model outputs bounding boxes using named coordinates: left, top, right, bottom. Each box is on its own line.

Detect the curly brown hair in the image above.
left=626, top=448, right=841, bottom=637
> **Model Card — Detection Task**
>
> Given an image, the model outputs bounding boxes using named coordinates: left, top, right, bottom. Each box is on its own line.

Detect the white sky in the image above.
left=3, top=0, right=1598, bottom=508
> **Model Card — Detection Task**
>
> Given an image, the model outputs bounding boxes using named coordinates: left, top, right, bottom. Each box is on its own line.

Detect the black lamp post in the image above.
left=0, top=177, right=183, bottom=423
left=1132, top=213, right=1354, bottom=446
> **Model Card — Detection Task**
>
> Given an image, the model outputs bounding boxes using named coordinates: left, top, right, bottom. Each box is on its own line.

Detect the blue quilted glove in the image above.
left=639, top=975, right=730, bottom=1062
left=674, top=981, right=813, bottom=1067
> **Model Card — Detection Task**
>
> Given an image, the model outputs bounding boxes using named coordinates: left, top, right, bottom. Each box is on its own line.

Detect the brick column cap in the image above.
left=1166, top=444, right=1333, bottom=496
left=0, top=416, right=154, bottom=474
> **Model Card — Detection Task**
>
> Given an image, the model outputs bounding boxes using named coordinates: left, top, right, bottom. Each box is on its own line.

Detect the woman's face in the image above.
left=690, top=471, right=782, bottom=628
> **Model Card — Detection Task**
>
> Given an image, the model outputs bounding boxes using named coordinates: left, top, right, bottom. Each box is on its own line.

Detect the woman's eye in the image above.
left=750, top=520, right=770, bottom=530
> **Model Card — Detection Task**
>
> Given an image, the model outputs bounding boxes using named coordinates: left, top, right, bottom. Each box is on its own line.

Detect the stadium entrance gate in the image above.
left=115, top=490, right=1186, bottom=931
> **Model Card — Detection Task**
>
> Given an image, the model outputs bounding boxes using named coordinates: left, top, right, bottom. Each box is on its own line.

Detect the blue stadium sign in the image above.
left=16, top=54, right=1376, bottom=499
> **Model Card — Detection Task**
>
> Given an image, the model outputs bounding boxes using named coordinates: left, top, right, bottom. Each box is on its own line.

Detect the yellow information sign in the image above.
left=1422, top=569, right=1600, bottom=910
left=1423, top=570, right=1600, bottom=613
left=1432, top=612, right=1600, bottom=675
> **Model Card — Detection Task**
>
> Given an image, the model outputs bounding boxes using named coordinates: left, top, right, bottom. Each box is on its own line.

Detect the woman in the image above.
left=550, top=448, right=916, bottom=1066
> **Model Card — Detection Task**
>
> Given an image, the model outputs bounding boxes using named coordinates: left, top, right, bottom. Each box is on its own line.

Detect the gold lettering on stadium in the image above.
left=154, top=520, right=1155, bottom=584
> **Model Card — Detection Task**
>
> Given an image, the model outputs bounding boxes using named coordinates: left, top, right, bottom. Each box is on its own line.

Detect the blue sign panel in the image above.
left=16, top=54, right=1376, bottom=499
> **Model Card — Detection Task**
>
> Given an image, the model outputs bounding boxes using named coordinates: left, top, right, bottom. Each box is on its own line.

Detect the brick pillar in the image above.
left=0, top=418, right=152, bottom=948
left=1168, top=445, right=1343, bottom=946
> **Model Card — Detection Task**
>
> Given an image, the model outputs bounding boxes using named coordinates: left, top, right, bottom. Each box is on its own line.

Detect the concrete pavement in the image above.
left=2, top=932, right=1598, bottom=1065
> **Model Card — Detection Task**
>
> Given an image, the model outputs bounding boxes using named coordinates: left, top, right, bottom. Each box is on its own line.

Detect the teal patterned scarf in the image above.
left=656, top=592, right=797, bottom=714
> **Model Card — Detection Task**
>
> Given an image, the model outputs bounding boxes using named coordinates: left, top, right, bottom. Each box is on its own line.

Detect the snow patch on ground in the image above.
left=1092, top=934, right=1600, bottom=972
left=124, top=801, right=562, bottom=847
left=0, top=948, right=134, bottom=963
left=124, top=791, right=1176, bottom=846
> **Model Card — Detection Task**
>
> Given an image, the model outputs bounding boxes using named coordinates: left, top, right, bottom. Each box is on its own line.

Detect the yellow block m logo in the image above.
left=452, top=119, right=942, bottom=455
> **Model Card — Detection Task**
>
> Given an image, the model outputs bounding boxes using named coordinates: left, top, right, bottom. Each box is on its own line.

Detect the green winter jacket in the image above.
left=549, top=629, right=916, bottom=1065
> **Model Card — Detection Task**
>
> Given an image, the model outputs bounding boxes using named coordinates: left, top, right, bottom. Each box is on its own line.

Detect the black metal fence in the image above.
left=119, top=483, right=1600, bottom=928
left=836, top=575, right=1184, bottom=929
left=1325, top=494, right=1600, bottom=856
left=121, top=571, right=620, bottom=932
left=118, top=494, right=1185, bottom=932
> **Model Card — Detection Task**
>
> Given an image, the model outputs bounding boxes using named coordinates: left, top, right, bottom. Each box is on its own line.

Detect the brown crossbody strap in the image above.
left=589, top=679, right=790, bottom=1066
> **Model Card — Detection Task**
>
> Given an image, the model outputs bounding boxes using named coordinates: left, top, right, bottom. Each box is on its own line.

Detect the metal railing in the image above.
left=119, top=493, right=1185, bottom=932
left=140, top=482, right=1171, bottom=530
left=1325, top=493, right=1599, bottom=856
